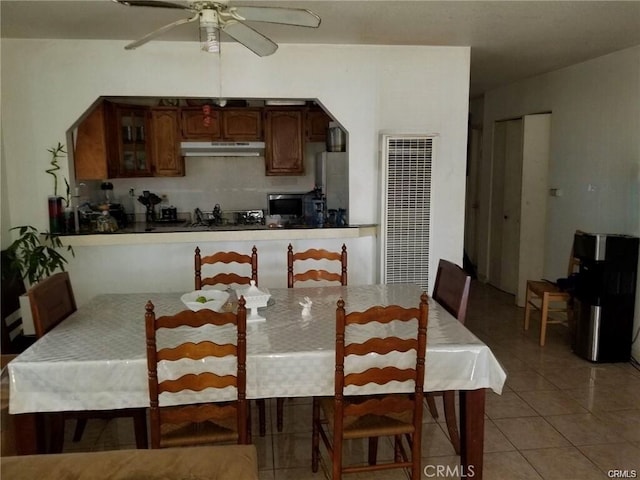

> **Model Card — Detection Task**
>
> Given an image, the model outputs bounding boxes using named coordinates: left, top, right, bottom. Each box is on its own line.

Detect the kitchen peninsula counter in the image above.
left=60, top=224, right=377, bottom=247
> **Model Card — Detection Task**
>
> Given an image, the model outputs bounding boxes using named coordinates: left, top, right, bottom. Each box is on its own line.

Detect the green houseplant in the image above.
left=4, top=225, right=74, bottom=286
left=3, top=225, right=74, bottom=336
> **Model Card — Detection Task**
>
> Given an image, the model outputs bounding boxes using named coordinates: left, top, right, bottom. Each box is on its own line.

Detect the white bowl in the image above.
left=181, top=290, right=230, bottom=312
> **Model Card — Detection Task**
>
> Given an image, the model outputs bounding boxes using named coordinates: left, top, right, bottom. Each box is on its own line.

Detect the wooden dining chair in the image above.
left=28, top=272, right=147, bottom=452
left=524, top=230, right=583, bottom=346
left=287, top=243, right=347, bottom=288
left=1, top=250, right=36, bottom=354
left=312, top=293, right=429, bottom=480
left=194, top=245, right=258, bottom=290
left=144, top=297, right=250, bottom=448
left=424, top=259, right=471, bottom=455
left=272, top=243, right=348, bottom=434
left=193, top=245, right=266, bottom=436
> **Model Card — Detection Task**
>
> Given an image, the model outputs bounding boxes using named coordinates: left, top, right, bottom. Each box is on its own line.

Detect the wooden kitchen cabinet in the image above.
left=222, top=109, right=262, bottom=140
left=150, top=108, right=184, bottom=177
left=181, top=107, right=262, bottom=141
left=306, top=108, right=332, bottom=142
left=114, top=104, right=153, bottom=177
left=264, top=109, right=304, bottom=175
left=74, top=101, right=115, bottom=180
left=181, top=107, right=221, bottom=139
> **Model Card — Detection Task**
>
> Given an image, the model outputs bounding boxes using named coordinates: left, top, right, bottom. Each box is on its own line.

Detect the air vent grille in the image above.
left=381, top=136, right=433, bottom=290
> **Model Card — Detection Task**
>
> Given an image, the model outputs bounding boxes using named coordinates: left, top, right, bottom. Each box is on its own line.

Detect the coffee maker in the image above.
left=303, top=188, right=326, bottom=227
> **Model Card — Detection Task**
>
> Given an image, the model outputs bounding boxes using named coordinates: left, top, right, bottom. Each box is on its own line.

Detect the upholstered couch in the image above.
left=0, top=444, right=259, bottom=480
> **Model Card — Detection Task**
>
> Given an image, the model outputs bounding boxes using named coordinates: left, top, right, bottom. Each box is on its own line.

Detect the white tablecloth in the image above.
left=9, top=284, right=506, bottom=414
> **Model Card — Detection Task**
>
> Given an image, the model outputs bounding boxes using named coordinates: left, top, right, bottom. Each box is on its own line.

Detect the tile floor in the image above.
left=58, top=281, right=640, bottom=479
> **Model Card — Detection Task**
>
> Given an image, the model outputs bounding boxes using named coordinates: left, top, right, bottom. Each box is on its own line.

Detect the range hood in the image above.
left=181, top=141, right=265, bottom=157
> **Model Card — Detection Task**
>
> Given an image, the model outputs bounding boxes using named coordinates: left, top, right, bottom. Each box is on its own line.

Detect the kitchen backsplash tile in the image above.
left=84, top=143, right=328, bottom=217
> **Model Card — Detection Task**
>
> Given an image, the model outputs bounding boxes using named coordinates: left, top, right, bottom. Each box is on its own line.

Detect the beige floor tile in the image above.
left=271, top=466, right=327, bottom=480
left=483, top=418, right=516, bottom=453
left=521, top=446, right=603, bottom=479
left=545, top=413, right=621, bottom=446
left=579, top=443, right=640, bottom=472
left=420, top=421, right=457, bottom=457
left=594, top=409, right=640, bottom=442
left=253, top=433, right=274, bottom=470
left=486, top=391, right=538, bottom=419
left=483, top=451, right=544, bottom=480
left=517, top=389, right=588, bottom=416
left=564, top=385, right=640, bottom=413
left=272, top=432, right=314, bottom=469
left=259, top=470, right=276, bottom=480
left=493, top=417, right=570, bottom=450
left=505, top=370, right=559, bottom=392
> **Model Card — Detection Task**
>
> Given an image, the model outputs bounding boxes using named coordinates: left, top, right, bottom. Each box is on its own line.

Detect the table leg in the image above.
left=13, top=413, right=45, bottom=455
left=459, top=388, right=486, bottom=480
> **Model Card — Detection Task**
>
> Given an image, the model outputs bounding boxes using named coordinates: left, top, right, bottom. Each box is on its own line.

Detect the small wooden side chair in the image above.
left=28, top=272, right=147, bottom=452
left=523, top=231, right=582, bottom=346
left=311, top=293, right=429, bottom=480
left=287, top=243, right=347, bottom=288
left=195, top=246, right=258, bottom=290
left=145, top=297, right=250, bottom=448
left=425, top=259, right=472, bottom=454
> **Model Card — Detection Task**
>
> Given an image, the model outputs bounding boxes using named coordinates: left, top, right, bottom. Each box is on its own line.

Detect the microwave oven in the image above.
left=267, top=193, right=304, bottom=219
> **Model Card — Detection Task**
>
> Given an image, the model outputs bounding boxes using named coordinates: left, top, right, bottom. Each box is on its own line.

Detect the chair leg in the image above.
left=311, top=398, right=320, bottom=473
left=443, top=391, right=460, bottom=454
left=256, top=399, right=266, bottom=437
left=540, top=293, right=550, bottom=346
left=132, top=409, right=148, bottom=449
left=367, top=437, right=378, bottom=465
left=48, top=413, right=65, bottom=453
left=425, top=394, right=439, bottom=419
left=524, top=284, right=533, bottom=331
left=72, top=419, right=87, bottom=442
left=276, top=397, right=284, bottom=432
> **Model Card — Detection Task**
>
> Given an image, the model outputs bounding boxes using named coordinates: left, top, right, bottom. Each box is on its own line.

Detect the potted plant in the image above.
left=3, top=225, right=74, bottom=335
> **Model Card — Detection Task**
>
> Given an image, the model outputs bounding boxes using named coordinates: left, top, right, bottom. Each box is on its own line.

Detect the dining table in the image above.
left=8, top=283, right=506, bottom=479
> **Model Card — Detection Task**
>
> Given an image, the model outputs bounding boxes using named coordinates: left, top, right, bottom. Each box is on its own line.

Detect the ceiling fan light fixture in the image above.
left=199, top=9, right=220, bottom=53
left=200, top=25, right=220, bottom=53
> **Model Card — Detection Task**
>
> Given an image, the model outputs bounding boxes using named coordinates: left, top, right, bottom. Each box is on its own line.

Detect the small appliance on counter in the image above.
left=267, top=193, right=304, bottom=226
left=303, top=187, right=326, bottom=227
left=137, top=191, right=162, bottom=223
left=77, top=202, right=128, bottom=232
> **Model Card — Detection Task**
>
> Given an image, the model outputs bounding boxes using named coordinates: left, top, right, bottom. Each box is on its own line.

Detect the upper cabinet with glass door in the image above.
left=115, top=105, right=152, bottom=177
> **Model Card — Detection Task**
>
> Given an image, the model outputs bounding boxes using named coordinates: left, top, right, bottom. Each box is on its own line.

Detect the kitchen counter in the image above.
left=60, top=223, right=378, bottom=247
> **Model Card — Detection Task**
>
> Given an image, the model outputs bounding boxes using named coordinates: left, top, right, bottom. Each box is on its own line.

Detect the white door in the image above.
left=488, top=114, right=551, bottom=302
left=489, top=118, right=523, bottom=294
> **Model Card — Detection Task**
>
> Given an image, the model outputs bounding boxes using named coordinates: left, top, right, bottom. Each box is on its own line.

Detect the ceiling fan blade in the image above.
left=222, top=21, right=278, bottom=57
left=125, top=14, right=199, bottom=50
left=232, top=6, right=321, bottom=28
left=113, top=0, right=190, bottom=10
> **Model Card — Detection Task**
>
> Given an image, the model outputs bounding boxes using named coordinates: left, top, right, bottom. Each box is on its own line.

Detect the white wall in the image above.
left=1, top=39, right=470, bottom=304
left=478, top=45, right=640, bottom=359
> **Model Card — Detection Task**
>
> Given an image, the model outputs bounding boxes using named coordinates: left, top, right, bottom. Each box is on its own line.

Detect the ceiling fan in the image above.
left=113, top=0, right=321, bottom=57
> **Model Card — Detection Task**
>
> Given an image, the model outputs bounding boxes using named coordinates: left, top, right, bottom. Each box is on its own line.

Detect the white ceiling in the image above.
left=2, top=0, right=639, bottom=97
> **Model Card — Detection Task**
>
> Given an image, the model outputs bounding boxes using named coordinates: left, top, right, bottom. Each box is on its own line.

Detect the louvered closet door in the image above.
left=381, top=135, right=433, bottom=290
